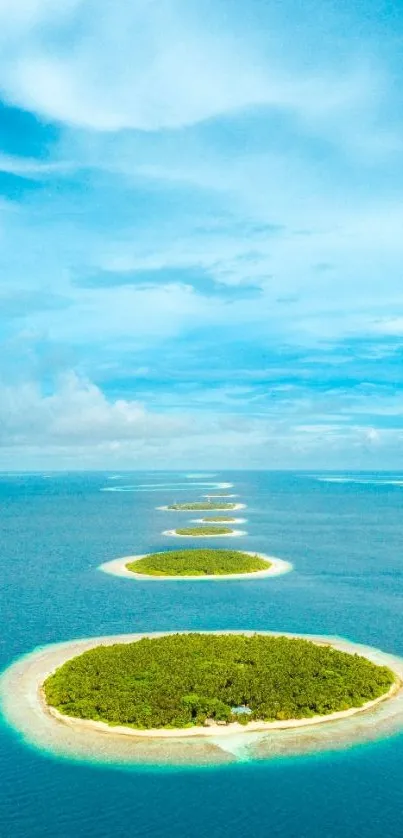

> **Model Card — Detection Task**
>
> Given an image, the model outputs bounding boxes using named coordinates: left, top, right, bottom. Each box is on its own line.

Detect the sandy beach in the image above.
left=1, top=631, right=403, bottom=768
left=98, top=551, right=292, bottom=581
left=47, top=674, right=400, bottom=739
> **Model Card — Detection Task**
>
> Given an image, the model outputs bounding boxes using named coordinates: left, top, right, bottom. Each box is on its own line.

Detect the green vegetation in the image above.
left=201, top=516, right=237, bottom=523
left=174, top=526, right=234, bottom=536
left=44, top=633, right=395, bottom=730
left=167, top=502, right=237, bottom=511
left=126, top=549, right=269, bottom=576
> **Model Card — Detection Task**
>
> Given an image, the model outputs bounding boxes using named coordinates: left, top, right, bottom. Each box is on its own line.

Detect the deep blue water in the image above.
left=1, top=471, right=403, bottom=837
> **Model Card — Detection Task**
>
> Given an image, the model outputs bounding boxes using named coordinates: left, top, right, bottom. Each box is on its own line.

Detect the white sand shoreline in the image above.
left=162, top=529, right=247, bottom=538
left=46, top=675, right=400, bottom=739
left=98, top=551, right=292, bottom=581
left=1, top=631, right=402, bottom=764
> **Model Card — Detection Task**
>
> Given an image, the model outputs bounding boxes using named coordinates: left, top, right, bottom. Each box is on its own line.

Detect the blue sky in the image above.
left=0, top=0, right=402, bottom=469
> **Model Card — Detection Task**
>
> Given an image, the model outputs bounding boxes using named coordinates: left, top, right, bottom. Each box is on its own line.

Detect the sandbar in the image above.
left=1, top=631, right=403, bottom=768
left=98, top=551, right=291, bottom=581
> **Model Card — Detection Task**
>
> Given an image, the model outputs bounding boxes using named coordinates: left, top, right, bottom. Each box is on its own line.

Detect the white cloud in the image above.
left=371, top=317, right=403, bottom=336
left=0, top=3, right=402, bottom=473
left=363, top=427, right=380, bottom=444
left=28, top=282, right=214, bottom=344
left=0, top=153, right=72, bottom=176
left=0, top=0, right=390, bottom=144
left=0, top=373, right=402, bottom=470
left=0, top=4, right=400, bottom=359
left=0, top=373, right=186, bottom=447
left=0, top=0, right=81, bottom=27
left=0, top=1, right=265, bottom=130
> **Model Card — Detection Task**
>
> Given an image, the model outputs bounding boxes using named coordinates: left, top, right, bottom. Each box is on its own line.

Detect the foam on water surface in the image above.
left=101, top=481, right=234, bottom=493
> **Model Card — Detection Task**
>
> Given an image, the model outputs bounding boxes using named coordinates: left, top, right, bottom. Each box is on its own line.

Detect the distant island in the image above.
left=171, top=526, right=235, bottom=536
left=43, top=633, right=396, bottom=733
left=126, top=549, right=269, bottom=576
left=166, top=502, right=240, bottom=511
left=201, top=516, right=237, bottom=523
left=204, top=493, right=234, bottom=498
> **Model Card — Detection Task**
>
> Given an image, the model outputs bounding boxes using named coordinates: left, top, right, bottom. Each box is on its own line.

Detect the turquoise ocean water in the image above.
left=1, top=471, right=403, bottom=837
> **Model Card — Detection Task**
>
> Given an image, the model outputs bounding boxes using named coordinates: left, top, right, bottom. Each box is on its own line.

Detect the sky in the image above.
left=0, top=0, right=402, bottom=470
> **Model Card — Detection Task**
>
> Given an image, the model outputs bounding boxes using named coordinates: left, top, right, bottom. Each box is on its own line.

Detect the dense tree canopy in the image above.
left=174, top=526, right=234, bottom=536
left=126, top=549, right=269, bottom=576
left=44, top=634, right=395, bottom=730
left=168, top=502, right=237, bottom=511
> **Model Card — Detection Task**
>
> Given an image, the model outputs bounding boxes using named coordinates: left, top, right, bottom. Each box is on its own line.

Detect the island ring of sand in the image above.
left=157, top=503, right=246, bottom=512
left=162, top=529, right=247, bottom=538
left=1, top=631, right=403, bottom=768
left=98, top=551, right=291, bottom=580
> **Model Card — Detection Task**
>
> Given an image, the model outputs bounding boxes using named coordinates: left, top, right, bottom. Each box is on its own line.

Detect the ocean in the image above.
left=1, top=471, right=403, bottom=838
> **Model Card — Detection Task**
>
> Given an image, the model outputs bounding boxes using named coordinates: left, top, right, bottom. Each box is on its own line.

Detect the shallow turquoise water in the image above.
left=1, top=471, right=403, bottom=837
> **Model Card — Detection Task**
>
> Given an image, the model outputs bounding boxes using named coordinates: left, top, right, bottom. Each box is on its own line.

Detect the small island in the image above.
left=200, top=516, right=237, bottom=523
left=126, top=549, right=269, bottom=576
left=168, top=526, right=238, bottom=537
left=43, top=633, right=396, bottom=733
left=203, top=493, right=235, bottom=498
left=164, top=502, right=242, bottom=511
left=99, top=550, right=290, bottom=581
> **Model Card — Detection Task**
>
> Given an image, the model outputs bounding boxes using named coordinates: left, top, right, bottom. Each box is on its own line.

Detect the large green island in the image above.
left=126, top=549, right=268, bottom=576
left=43, top=633, right=396, bottom=732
